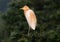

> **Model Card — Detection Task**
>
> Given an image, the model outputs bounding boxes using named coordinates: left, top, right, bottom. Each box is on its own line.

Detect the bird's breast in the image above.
left=24, top=10, right=31, bottom=18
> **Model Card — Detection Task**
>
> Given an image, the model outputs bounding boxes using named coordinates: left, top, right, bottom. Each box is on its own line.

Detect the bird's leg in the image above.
left=28, top=26, right=30, bottom=36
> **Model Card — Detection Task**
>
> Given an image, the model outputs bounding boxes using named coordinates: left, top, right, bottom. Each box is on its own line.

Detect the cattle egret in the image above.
left=20, top=5, right=37, bottom=35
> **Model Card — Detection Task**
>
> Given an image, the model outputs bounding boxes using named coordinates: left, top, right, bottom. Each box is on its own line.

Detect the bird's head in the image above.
left=20, top=5, right=30, bottom=11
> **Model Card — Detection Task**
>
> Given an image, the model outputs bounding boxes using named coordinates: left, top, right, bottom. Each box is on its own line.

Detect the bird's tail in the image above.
left=31, top=24, right=36, bottom=30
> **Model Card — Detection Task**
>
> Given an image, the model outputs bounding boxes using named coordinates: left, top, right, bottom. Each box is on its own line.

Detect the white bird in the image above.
left=20, top=5, right=37, bottom=35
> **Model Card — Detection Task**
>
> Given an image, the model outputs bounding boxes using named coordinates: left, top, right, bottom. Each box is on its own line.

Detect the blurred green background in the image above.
left=0, top=0, right=60, bottom=42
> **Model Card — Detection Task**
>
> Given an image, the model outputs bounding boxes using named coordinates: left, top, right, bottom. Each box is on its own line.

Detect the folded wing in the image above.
left=25, top=10, right=37, bottom=30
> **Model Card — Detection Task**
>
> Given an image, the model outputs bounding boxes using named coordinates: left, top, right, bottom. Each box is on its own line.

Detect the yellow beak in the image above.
left=20, top=8, right=23, bottom=10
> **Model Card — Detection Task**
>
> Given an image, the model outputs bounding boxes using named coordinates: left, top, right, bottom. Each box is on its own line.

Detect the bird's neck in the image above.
left=24, top=11, right=27, bottom=15
left=24, top=9, right=28, bottom=13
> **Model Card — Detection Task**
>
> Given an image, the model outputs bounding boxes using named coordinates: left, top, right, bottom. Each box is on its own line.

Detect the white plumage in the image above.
left=20, top=5, right=37, bottom=33
left=25, top=10, right=37, bottom=30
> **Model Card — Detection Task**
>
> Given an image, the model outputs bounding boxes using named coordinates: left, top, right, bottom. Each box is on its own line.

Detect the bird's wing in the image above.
left=25, top=10, right=37, bottom=30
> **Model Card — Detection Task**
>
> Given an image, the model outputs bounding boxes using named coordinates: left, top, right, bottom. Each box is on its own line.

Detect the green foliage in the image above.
left=0, top=0, right=60, bottom=42
left=18, top=38, right=29, bottom=42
